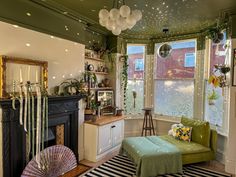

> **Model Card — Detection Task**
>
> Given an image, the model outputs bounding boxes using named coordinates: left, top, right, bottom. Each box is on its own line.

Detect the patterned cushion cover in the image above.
left=174, top=126, right=192, bottom=142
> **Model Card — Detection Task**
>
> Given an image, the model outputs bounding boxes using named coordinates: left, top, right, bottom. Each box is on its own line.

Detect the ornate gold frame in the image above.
left=0, top=55, right=48, bottom=98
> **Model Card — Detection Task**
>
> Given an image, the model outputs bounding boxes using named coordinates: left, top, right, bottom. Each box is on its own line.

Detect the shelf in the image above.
left=85, top=57, right=104, bottom=62
left=90, top=87, right=112, bottom=90
left=89, top=71, right=108, bottom=75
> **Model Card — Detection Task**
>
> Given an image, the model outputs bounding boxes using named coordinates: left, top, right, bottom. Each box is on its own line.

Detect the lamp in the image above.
left=98, top=0, right=142, bottom=35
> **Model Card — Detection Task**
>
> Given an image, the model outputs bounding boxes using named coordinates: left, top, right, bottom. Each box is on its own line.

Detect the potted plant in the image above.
left=207, top=90, right=219, bottom=105
left=90, top=100, right=98, bottom=122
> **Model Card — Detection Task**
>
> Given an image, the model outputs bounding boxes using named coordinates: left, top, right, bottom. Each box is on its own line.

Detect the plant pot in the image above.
left=85, top=109, right=94, bottom=114
left=208, top=99, right=216, bottom=105
left=116, top=109, right=124, bottom=116
left=91, top=115, right=98, bottom=122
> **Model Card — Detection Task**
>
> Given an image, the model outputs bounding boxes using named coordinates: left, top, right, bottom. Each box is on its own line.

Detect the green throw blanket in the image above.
left=120, top=136, right=182, bottom=177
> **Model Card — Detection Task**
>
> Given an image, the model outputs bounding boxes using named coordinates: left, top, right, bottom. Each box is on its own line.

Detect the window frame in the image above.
left=203, top=33, right=230, bottom=135
left=125, top=43, right=147, bottom=116
left=153, top=38, right=197, bottom=118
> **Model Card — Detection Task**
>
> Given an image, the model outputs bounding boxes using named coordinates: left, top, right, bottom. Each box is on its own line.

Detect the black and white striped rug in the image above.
left=82, top=154, right=231, bottom=177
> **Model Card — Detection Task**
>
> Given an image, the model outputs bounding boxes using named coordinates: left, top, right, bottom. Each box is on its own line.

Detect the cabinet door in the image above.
left=98, top=124, right=112, bottom=155
left=112, top=120, right=124, bottom=147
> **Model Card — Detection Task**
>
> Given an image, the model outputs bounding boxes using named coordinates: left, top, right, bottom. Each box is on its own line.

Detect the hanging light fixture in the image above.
left=98, top=0, right=142, bottom=35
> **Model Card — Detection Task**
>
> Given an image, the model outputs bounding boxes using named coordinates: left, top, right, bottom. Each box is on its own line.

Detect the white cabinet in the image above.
left=84, top=119, right=124, bottom=162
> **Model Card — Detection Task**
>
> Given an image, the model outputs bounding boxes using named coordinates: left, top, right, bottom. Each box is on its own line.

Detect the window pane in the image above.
left=204, top=31, right=227, bottom=126
left=126, top=45, right=145, bottom=114
left=154, top=80, right=194, bottom=117
left=209, top=32, right=227, bottom=75
left=156, top=41, right=195, bottom=79
left=127, top=45, right=145, bottom=79
left=154, top=40, right=196, bottom=117
left=126, top=80, right=144, bottom=114
left=204, top=83, right=223, bottom=126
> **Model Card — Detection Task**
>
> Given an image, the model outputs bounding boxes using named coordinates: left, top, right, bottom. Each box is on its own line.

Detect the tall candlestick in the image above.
left=28, top=66, right=31, bottom=81
left=20, top=68, right=23, bottom=83
left=36, top=70, right=38, bottom=83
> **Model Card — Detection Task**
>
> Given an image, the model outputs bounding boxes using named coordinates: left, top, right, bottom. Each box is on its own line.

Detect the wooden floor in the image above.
left=80, top=150, right=234, bottom=176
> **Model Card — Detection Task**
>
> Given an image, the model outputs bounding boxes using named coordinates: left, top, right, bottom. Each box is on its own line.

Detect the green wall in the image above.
left=0, top=0, right=106, bottom=48
left=232, top=15, right=236, bottom=38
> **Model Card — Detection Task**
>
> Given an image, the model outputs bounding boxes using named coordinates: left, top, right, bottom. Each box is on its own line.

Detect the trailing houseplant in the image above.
left=120, top=55, right=128, bottom=111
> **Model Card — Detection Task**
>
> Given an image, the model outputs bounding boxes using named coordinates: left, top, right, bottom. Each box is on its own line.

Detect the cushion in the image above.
left=174, top=126, right=192, bottom=142
left=181, top=117, right=211, bottom=147
left=168, top=123, right=184, bottom=136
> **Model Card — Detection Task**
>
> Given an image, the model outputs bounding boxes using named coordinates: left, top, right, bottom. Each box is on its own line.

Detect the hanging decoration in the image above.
left=132, top=90, right=137, bottom=108
left=206, top=14, right=229, bottom=44
left=11, top=80, right=48, bottom=165
left=208, top=64, right=230, bottom=88
left=158, top=28, right=172, bottom=58
left=98, top=0, right=142, bottom=35
left=158, top=43, right=172, bottom=58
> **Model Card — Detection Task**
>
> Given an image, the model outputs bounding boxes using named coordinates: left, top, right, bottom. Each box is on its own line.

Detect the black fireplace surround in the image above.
left=0, top=95, right=83, bottom=177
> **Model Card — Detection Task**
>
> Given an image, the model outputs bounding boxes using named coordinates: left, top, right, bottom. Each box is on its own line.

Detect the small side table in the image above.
left=141, top=108, right=155, bottom=136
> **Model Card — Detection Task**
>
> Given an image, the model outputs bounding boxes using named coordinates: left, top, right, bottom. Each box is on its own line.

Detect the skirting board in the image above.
left=225, top=159, right=236, bottom=174
left=216, top=150, right=225, bottom=164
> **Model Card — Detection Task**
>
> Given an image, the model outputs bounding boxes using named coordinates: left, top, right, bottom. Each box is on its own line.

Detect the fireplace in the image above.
left=0, top=95, right=83, bottom=177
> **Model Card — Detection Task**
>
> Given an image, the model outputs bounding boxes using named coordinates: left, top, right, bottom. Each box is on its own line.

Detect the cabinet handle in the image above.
left=111, top=125, right=116, bottom=128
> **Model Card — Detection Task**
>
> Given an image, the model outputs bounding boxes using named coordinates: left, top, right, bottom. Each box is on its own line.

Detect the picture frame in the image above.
left=97, top=90, right=114, bottom=115
left=0, top=55, right=48, bottom=98
left=232, top=49, right=236, bottom=86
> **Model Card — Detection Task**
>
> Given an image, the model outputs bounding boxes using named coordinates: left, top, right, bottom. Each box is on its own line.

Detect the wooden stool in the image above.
left=141, top=108, right=155, bottom=136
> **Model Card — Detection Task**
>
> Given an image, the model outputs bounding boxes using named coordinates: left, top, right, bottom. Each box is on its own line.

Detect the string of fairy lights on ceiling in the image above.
left=31, top=0, right=230, bottom=40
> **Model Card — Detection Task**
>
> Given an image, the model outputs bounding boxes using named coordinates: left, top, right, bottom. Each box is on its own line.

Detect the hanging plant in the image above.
left=206, top=16, right=228, bottom=43
left=120, top=55, right=128, bottom=111
left=207, top=89, right=219, bottom=105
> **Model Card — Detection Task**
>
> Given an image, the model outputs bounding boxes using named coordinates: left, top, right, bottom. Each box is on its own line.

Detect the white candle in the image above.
left=36, top=70, right=38, bottom=83
left=28, top=66, right=31, bottom=81
left=20, top=68, right=23, bottom=83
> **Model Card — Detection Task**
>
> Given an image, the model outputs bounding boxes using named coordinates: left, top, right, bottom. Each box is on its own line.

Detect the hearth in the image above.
left=0, top=95, right=83, bottom=177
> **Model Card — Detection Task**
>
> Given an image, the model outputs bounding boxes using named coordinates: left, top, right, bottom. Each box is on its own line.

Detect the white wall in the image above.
left=0, top=21, right=85, bottom=92
left=225, top=38, right=236, bottom=174
left=0, top=20, right=86, bottom=172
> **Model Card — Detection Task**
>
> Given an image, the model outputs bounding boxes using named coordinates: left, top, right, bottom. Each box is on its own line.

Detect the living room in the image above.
left=0, top=0, right=236, bottom=177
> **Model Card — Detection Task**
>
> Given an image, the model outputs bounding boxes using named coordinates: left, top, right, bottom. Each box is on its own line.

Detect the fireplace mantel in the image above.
left=0, top=95, right=84, bottom=177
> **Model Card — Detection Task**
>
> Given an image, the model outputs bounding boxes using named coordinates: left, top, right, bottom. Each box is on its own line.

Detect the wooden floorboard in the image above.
left=59, top=164, right=91, bottom=177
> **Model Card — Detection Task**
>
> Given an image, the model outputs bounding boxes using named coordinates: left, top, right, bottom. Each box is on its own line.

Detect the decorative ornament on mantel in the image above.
left=98, top=0, right=142, bottom=35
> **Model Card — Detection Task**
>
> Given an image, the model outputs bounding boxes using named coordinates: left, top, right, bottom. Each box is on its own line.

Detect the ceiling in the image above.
left=33, top=0, right=236, bottom=38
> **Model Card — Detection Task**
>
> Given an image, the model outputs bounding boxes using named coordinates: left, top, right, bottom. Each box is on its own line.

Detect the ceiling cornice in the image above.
left=29, top=0, right=109, bottom=36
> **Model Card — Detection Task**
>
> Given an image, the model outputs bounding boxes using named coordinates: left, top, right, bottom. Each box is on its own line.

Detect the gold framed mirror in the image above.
left=0, top=55, right=48, bottom=98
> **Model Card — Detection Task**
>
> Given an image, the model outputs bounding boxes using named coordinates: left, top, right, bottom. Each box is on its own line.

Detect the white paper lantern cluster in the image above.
left=99, top=5, right=142, bottom=35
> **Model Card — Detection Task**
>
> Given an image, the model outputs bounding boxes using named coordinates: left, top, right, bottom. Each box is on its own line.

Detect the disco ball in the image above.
left=158, top=43, right=172, bottom=58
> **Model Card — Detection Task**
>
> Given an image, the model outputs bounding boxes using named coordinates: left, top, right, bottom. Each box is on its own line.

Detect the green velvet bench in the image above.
left=160, top=117, right=217, bottom=164
left=120, top=117, right=217, bottom=176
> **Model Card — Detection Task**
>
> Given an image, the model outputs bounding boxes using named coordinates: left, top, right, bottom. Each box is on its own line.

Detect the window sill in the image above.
left=124, top=114, right=181, bottom=124
left=210, top=124, right=228, bottom=137
left=154, top=115, right=181, bottom=123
